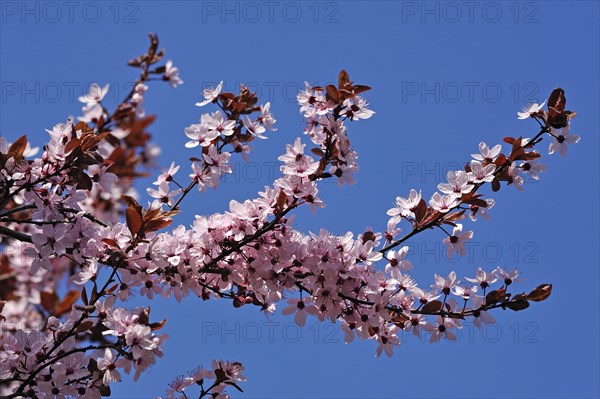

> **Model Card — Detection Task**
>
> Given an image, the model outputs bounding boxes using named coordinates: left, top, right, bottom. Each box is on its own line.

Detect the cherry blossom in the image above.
left=71, top=258, right=98, bottom=285
left=78, top=83, right=109, bottom=104
left=185, top=123, right=219, bottom=148
left=387, top=189, right=422, bottom=221
left=195, top=81, right=223, bottom=107
left=164, top=60, right=183, bottom=88
left=517, top=100, right=546, bottom=119
left=147, top=181, right=182, bottom=207
left=452, top=285, right=478, bottom=300
left=281, top=298, right=319, bottom=327
left=472, top=141, right=502, bottom=162
left=465, top=267, right=498, bottom=290
left=243, top=116, right=268, bottom=139
left=385, top=246, right=413, bottom=278
left=429, top=192, right=459, bottom=213
left=97, top=349, right=128, bottom=385
left=469, top=160, right=495, bottom=183
left=205, top=111, right=236, bottom=137
left=433, top=271, right=459, bottom=295
left=469, top=198, right=495, bottom=221
left=548, top=124, right=580, bottom=157
left=494, top=267, right=522, bottom=286
left=442, top=224, right=474, bottom=258
left=258, top=102, right=277, bottom=131
left=426, top=316, right=461, bottom=343
left=438, top=170, right=474, bottom=199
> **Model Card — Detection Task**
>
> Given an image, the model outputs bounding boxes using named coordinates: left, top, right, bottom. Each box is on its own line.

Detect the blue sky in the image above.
left=1, top=1, right=599, bottom=398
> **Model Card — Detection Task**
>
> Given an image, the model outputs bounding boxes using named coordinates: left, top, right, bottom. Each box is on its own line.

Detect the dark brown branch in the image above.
left=0, top=225, right=33, bottom=243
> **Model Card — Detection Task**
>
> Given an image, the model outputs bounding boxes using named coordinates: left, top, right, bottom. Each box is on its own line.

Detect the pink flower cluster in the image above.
left=0, top=299, right=167, bottom=398
left=159, top=360, right=246, bottom=399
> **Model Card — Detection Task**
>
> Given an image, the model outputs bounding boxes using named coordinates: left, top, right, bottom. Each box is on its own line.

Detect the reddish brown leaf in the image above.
left=311, top=148, right=325, bottom=158
left=510, top=146, right=525, bottom=161
left=76, top=171, right=93, bottom=191
left=413, top=199, right=427, bottom=224
left=494, top=153, right=507, bottom=167
left=511, top=136, right=523, bottom=155
left=130, top=115, right=157, bottom=136
left=74, top=121, right=93, bottom=134
left=326, top=85, right=340, bottom=103
left=463, top=197, right=488, bottom=208
left=106, top=283, right=119, bottom=295
left=143, top=206, right=161, bottom=222
left=150, top=319, right=167, bottom=331
left=7, top=135, right=28, bottom=158
left=276, top=190, right=287, bottom=211
left=338, top=69, right=350, bottom=89
left=121, top=195, right=142, bottom=211
left=526, top=284, right=552, bottom=302
left=506, top=299, right=530, bottom=311
left=81, top=286, right=89, bottom=306
left=547, top=88, right=566, bottom=118
left=40, top=291, right=58, bottom=312
left=159, top=210, right=180, bottom=219
left=352, top=85, right=371, bottom=95
left=491, top=178, right=501, bottom=192
left=126, top=207, right=143, bottom=236
left=144, top=218, right=173, bottom=233
left=486, top=288, right=507, bottom=305
left=76, top=320, right=95, bottom=333
left=98, top=383, right=111, bottom=397
left=421, top=300, right=443, bottom=313
left=54, top=290, right=81, bottom=316
left=101, top=238, right=120, bottom=248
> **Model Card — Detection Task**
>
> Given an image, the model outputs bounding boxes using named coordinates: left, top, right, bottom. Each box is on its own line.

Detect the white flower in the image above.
left=184, top=123, right=219, bottom=148
left=465, top=267, right=498, bottom=289
left=79, top=83, right=109, bottom=104
left=517, top=100, right=546, bottom=119
left=433, top=271, right=459, bottom=295
left=164, top=60, right=183, bottom=88
left=259, top=102, right=277, bottom=131
left=469, top=160, right=495, bottom=183
left=507, top=163, right=525, bottom=191
left=98, top=348, right=127, bottom=385
left=522, top=160, right=547, bottom=180
left=243, top=116, right=267, bottom=139
left=442, top=224, right=473, bottom=258
left=548, top=124, right=580, bottom=157
left=387, top=189, right=422, bottom=220
left=472, top=142, right=502, bottom=162
left=438, top=170, right=474, bottom=199
left=385, top=246, right=413, bottom=278
left=72, top=259, right=98, bottom=285
left=452, top=285, right=478, bottom=300
left=429, top=192, right=459, bottom=213
left=205, top=111, right=236, bottom=137
left=196, top=81, right=223, bottom=106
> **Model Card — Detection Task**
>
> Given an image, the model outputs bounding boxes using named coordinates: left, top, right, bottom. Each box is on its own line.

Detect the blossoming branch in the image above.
left=0, top=34, right=579, bottom=399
